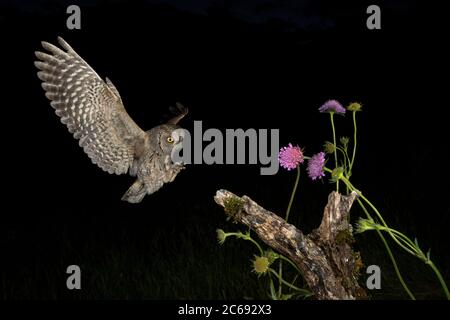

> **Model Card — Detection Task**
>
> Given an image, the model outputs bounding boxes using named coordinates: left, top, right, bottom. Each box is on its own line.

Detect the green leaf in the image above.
left=414, top=237, right=419, bottom=247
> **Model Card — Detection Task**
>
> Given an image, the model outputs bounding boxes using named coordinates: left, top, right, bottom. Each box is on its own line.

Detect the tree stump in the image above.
left=214, top=189, right=367, bottom=300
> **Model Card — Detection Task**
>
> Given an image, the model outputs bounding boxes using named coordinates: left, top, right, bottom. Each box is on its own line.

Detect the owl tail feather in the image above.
left=121, top=180, right=147, bottom=203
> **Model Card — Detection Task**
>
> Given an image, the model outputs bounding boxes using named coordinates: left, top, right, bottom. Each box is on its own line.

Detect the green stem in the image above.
left=359, top=194, right=388, bottom=227
left=347, top=178, right=448, bottom=299
left=324, top=167, right=333, bottom=174
left=322, top=167, right=415, bottom=299
left=356, top=198, right=416, bottom=300
left=336, top=146, right=352, bottom=195
left=279, top=166, right=301, bottom=297
left=227, top=232, right=264, bottom=256
left=339, top=175, right=388, bottom=226
left=377, top=225, right=450, bottom=300
left=349, top=111, right=358, bottom=173
left=336, top=147, right=349, bottom=173
left=330, top=112, right=339, bottom=192
left=343, top=177, right=419, bottom=257
left=376, top=226, right=418, bottom=255
left=269, top=268, right=310, bottom=295
left=427, top=261, right=450, bottom=299
left=245, top=236, right=264, bottom=256
left=291, top=274, right=300, bottom=289
left=285, top=166, right=301, bottom=223
left=279, top=254, right=302, bottom=274
left=344, top=174, right=449, bottom=299
left=375, top=228, right=416, bottom=300
left=368, top=226, right=417, bottom=257
left=341, top=176, right=426, bottom=260
left=268, top=274, right=277, bottom=300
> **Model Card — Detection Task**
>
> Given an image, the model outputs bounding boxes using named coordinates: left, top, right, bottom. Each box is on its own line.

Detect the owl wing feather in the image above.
left=35, top=37, right=147, bottom=175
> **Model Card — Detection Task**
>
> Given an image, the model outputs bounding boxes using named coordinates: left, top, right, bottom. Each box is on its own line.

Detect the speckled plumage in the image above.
left=35, top=37, right=187, bottom=203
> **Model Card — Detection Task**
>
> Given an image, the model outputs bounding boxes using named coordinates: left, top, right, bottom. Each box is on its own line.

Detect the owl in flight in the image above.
left=35, top=37, right=187, bottom=203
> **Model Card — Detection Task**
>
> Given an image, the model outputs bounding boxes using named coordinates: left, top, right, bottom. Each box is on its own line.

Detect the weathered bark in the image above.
left=214, top=189, right=367, bottom=300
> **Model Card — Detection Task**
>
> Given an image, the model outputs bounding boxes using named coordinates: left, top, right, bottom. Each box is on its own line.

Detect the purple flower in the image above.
left=307, top=152, right=326, bottom=180
left=319, top=100, right=346, bottom=115
left=279, top=143, right=304, bottom=170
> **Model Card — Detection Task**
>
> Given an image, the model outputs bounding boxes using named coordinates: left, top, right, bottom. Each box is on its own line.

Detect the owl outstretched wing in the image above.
left=35, top=37, right=147, bottom=175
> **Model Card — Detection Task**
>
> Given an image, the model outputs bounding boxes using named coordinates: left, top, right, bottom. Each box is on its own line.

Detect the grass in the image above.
left=1, top=197, right=448, bottom=300
left=1, top=207, right=269, bottom=300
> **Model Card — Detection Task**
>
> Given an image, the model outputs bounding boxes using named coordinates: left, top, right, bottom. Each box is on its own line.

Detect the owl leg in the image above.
left=121, top=179, right=147, bottom=203
left=163, top=156, right=185, bottom=183
left=163, top=163, right=185, bottom=183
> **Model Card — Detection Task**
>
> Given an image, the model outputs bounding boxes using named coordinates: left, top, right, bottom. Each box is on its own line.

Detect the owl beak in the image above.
left=172, top=128, right=186, bottom=144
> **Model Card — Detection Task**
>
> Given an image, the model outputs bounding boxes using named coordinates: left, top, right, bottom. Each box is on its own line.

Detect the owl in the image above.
left=35, top=37, right=187, bottom=203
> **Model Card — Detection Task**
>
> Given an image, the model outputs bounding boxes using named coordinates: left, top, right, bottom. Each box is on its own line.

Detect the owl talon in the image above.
left=122, top=179, right=147, bottom=203
left=174, top=163, right=185, bottom=172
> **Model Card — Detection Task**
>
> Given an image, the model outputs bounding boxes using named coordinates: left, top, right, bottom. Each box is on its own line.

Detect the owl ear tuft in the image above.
left=167, top=102, right=188, bottom=125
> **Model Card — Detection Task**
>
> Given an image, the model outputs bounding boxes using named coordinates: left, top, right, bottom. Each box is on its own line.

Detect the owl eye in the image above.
left=167, top=136, right=174, bottom=144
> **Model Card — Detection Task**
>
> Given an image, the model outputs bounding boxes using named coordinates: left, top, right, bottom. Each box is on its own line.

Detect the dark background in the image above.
left=0, top=0, right=448, bottom=299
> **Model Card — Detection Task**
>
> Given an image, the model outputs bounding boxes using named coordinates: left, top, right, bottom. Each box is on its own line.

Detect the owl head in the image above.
left=146, top=123, right=184, bottom=155
left=146, top=103, right=188, bottom=158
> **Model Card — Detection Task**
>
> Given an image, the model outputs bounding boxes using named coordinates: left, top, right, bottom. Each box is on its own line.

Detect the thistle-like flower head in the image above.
left=319, top=100, right=346, bottom=115
left=307, top=152, right=326, bottom=180
left=347, top=102, right=362, bottom=112
left=252, top=256, right=270, bottom=276
left=279, top=143, right=304, bottom=171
